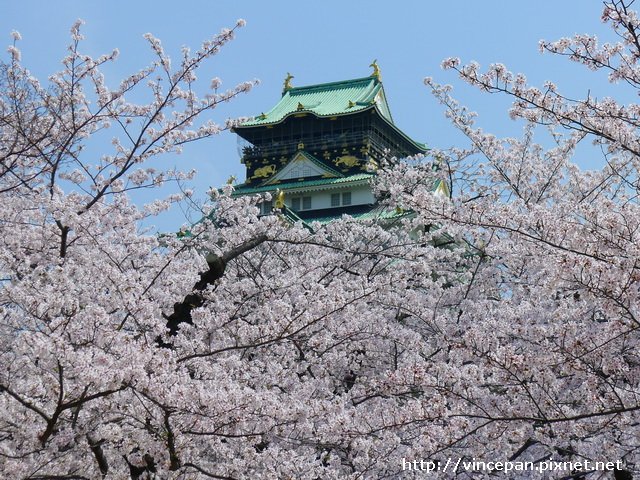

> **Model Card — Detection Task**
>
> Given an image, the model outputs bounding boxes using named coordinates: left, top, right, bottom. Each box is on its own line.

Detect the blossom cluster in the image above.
left=1, top=4, right=640, bottom=479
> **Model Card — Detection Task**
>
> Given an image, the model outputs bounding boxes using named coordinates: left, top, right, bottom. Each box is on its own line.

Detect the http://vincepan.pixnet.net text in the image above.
left=401, top=457, right=625, bottom=475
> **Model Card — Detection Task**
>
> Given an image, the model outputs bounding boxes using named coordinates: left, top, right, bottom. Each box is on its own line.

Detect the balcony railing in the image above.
left=241, top=130, right=400, bottom=162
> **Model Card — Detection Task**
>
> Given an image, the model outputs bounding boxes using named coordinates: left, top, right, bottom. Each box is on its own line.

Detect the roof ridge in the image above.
left=288, top=76, right=377, bottom=94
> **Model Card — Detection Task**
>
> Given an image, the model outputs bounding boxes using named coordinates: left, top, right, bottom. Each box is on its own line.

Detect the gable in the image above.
left=264, top=151, right=343, bottom=185
left=373, top=88, right=393, bottom=123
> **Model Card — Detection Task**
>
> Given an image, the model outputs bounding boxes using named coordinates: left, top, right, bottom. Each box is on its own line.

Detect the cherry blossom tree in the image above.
left=412, top=0, right=640, bottom=476
left=2, top=2, right=640, bottom=479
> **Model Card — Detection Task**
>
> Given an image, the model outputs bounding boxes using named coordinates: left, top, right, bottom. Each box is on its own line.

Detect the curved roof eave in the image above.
left=235, top=105, right=427, bottom=154
left=233, top=103, right=374, bottom=130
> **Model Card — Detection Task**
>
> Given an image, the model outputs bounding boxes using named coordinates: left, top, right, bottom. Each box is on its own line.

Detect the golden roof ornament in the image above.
left=369, top=60, right=381, bottom=81
left=226, top=175, right=236, bottom=185
left=283, top=72, right=294, bottom=94
left=275, top=190, right=285, bottom=209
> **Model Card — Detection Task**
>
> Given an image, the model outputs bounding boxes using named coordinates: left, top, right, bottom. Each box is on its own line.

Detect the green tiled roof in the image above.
left=232, top=173, right=374, bottom=196
left=239, top=76, right=390, bottom=127
left=304, top=206, right=412, bottom=225
left=236, top=75, right=428, bottom=153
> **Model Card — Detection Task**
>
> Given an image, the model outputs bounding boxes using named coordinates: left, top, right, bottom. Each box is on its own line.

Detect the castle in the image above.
left=230, top=63, right=428, bottom=224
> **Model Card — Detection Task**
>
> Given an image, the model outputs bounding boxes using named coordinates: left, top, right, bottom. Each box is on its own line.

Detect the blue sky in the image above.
left=1, top=1, right=618, bottom=229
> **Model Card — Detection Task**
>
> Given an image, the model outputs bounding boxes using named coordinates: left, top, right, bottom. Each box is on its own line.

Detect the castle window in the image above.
left=303, top=196, right=312, bottom=210
left=291, top=196, right=312, bottom=211
left=331, top=192, right=352, bottom=207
